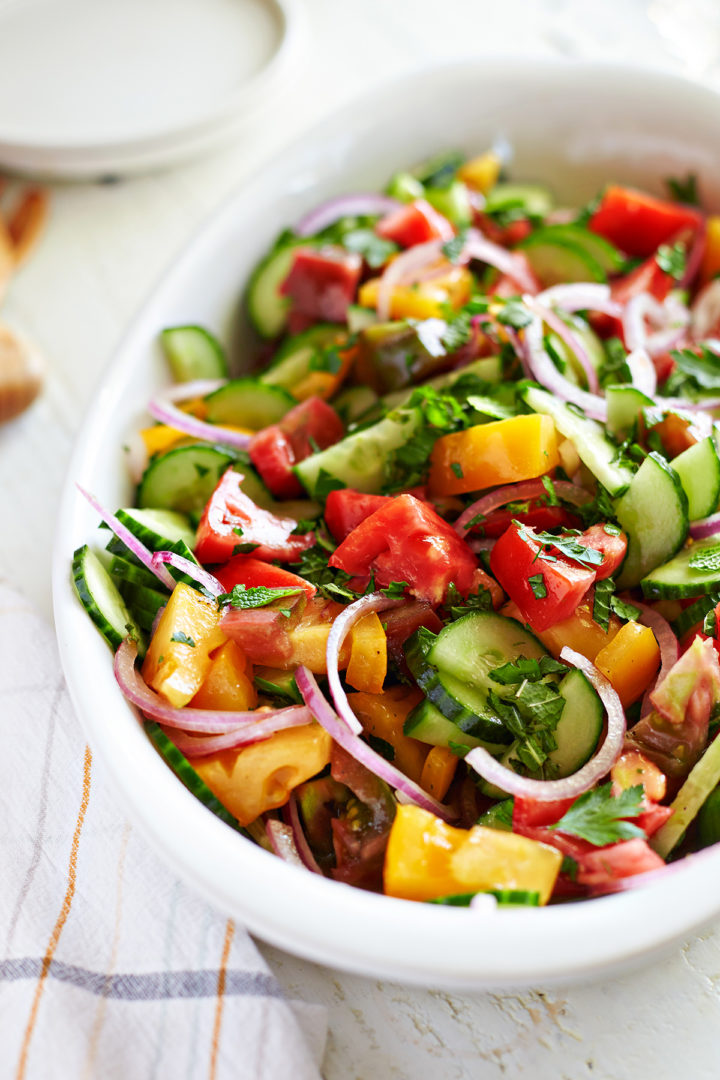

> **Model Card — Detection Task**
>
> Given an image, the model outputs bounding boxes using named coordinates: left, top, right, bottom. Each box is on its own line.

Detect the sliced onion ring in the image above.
left=295, top=665, right=455, bottom=821
left=265, top=819, right=305, bottom=867
left=537, top=283, right=621, bottom=317
left=294, top=193, right=402, bottom=238
left=519, top=308, right=608, bottom=421
left=148, top=380, right=250, bottom=450
left=114, top=639, right=312, bottom=734
left=465, top=647, right=626, bottom=801
left=375, top=238, right=445, bottom=321
left=690, top=512, right=720, bottom=540
left=633, top=601, right=679, bottom=718
left=281, top=793, right=323, bottom=874
left=535, top=301, right=599, bottom=393
left=454, top=478, right=591, bottom=536
left=627, top=347, right=657, bottom=397
left=77, top=484, right=175, bottom=590
left=152, top=551, right=222, bottom=597
left=166, top=709, right=313, bottom=756
left=461, top=228, right=538, bottom=294
left=326, top=592, right=405, bottom=735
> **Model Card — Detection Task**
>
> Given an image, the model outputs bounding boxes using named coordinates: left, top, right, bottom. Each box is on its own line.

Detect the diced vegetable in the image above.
left=429, top=414, right=559, bottom=496
left=142, top=582, right=226, bottom=707
left=594, top=621, right=660, bottom=707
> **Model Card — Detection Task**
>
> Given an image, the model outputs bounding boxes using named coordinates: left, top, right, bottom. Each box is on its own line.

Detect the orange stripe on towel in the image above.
left=208, top=919, right=235, bottom=1080
left=15, top=746, right=93, bottom=1080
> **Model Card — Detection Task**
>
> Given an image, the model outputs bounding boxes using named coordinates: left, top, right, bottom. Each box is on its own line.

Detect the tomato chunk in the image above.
left=489, top=523, right=596, bottom=632
left=280, top=246, right=362, bottom=324
left=589, top=185, right=702, bottom=257
left=477, top=502, right=581, bottom=539
left=573, top=525, right=627, bottom=581
left=214, top=554, right=316, bottom=600
left=249, top=396, right=344, bottom=499
left=329, top=493, right=479, bottom=606
left=324, top=488, right=393, bottom=542
left=376, top=199, right=454, bottom=247
left=195, top=469, right=314, bottom=564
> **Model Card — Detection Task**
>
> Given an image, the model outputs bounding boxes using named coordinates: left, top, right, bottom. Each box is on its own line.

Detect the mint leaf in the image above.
left=217, top=584, right=303, bottom=609
left=170, top=631, right=196, bottom=647
left=489, top=655, right=567, bottom=685
left=441, top=229, right=468, bottom=264
left=656, top=242, right=687, bottom=281
left=610, top=594, right=640, bottom=622
left=497, top=298, right=532, bottom=330
left=381, top=580, right=409, bottom=598
left=550, top=782, right=646, bottom=846
left=528, top=573, right=547, bottom=599
left=342, top=227, right=398, bottom=268
left=592, top=577, right=615, bottom=633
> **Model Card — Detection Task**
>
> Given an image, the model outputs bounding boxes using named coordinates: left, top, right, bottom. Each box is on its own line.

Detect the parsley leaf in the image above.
left=441, top=310, right=473, bottom=352
left=441, top=229, right=468, bottom=264
left=341, top=227, right=399, bottom=268
left=515, top=522, right=605, bottom=569
left=664, top=345, right=720, bottom=397
left=610, top=594, right=640, bottom=622
left=444, top=582, right=494, bottom=620
left=666, top=173, right=699, bottom=205
left=383, top=388, right=466, bottom=492
left=170, top=631, right=196, bottom=647
left=450, top=461, right=464, bottom=479
left=577, top=485, right=620, bottom=529
left=490, top=655, right=567, bottom=685
left=598, top=337, right=631, bottom=388
left=488, top=682, right=566, bottom=772
left=496, top=298, right=532, bottom=330
left=380, top=580, right=409, bottom=598
left=550, top=782, right=646, bottom=846
left=314, top=468, right=346, bottom=500
left=656, top=242, right=687, bottom=281
left=528, top=572, right=547, bottom=599
left=296, top=541, right=357, bottom=602
left=216, top=584, right=304, bottom=609
left=541, top=475, right=559, bottom=506
left=592, top=577, right=615, bottom=633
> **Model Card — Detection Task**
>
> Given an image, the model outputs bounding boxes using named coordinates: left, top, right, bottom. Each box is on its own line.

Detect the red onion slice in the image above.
left=375, top=238, right=445, bottom=321
left=533, top=300, right=599, bottom=393
left=690, top=512, right=720, bottom=540
left=462, top=228, right=538, bottom=294
left=326, top=592, right=404, bottom=735
left=633, top=601, right=680, bottom=718
left=114, top=639, right=311, bottom=734
left=627, top=348, right=657, bottom=397
left=77, top=485, right=176, bottom=591
left=281, top=793, right=323, bottom=874
left=165, top=708, right=313, bottom=756
left=537, top=283, right=622, bottom=317
left=454, top=478, right=591, bottom=536
left=265, top=819, right=305, bottom=867
left=521, top=308, right=608, bottom=421
left=624, top=292, right=690, bottom=358
left=148, top=380, right=250, bottom=450
left=295, top=665, right=455, bottom=821
left=465, top=647, right=626, bottom=801
left=151, top=551, right=222, bottom=598
left=295, top=194, right=402, bottom=238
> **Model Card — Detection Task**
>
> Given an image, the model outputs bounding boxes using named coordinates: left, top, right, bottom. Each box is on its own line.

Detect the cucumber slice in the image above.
left=381, top=356, right=503, bottom=413
left=615, top=452, right=689, bottom=589
left=118, top=581, right=168, bottom=618
left=523, top=385, right=634, bottom=496
left=332, top=385, right=379, bottom=424
left=109, top=554, right=163, bottom=590
left=403, top=697, right=507, bottom=754
left=204, top=379, right=296, bottom=429
left=484, top=183, right=554, bottom=220
left=672, top=436, right=720, bottom=521
left=548, top=668, right=603, bottom=776
left=261, top=324, right=346, bottom=392
left=410, top=613, right=547, bottom=746
left=246, top=241, right=302, bottom=339
left=294, top=405, right=421, bottom=496
left=254, top=667, right=303, bottom=704
left=642, top=536, right=720, bottom=599
left=425, top=181, right=472, bottom=227
left=671, top=592, right=720, bottom=638
left=145, top=721, right=246, bottom=833
left=160, top=326, right=227, bottom=382
left=605, top=384, right=655, bottom=441
left=72, top=545, right=145, bottom=654
left=545, top=314, right=606, bottom=389
left=386, top=171, right=425, bottom=203
left=116, top=508, right=196, bottom=551
left=531, top=225, right=623, bottom=275
left=346, top=304, right=378, bottom=334
left=137, top=445, right=236, bottom=514
left=519, top=233, right=606, bottom=286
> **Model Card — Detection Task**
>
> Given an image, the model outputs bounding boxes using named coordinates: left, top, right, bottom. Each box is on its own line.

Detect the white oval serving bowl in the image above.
left=53, top=59, right=720, bottom=989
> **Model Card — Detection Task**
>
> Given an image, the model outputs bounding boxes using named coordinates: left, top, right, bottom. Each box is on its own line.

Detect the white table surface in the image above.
left=4, top=1, right=720, bottom=1076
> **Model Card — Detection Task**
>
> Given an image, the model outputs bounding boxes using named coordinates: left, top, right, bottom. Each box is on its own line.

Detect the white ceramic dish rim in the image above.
left=53, top=57, right=720, bottom=989
left=0, top=0, right=300, bottom=153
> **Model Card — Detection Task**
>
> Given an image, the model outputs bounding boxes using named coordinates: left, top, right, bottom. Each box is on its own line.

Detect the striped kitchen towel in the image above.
left=0, top=581, right=327, bottom=1080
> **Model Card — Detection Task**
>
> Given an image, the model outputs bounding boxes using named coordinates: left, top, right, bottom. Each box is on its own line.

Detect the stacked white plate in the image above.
left=0, top=0, right=300, bottom=178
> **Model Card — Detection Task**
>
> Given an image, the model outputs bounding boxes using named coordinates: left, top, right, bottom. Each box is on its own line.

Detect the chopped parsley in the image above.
left=528, top=573, right=547, bottom=599
left=476, top=798, right=514, bottom=831
left=441, top=229, right=468, bottom=264
left=488, top=681, right=566, bottom=773
left=170, top=631, right=196, bottom=647
left=444, top=582, right=494, bottom=620
left=296, top=542, right=356, bottom=602
left=341, top=227, right=399, bottom=268
left=541, top=475, right=559, bottom=506
left=598, top=337, right=631, bottom=388
left=656, top=241, right=687, bottom=281
left=515, top=522, right=605, bottom=569
left=592, top=577, right=615, bottom=633
left=550, top=782, right=645, bottom=846
left=450, top=461, right=464, bottom=479
left=664, top=345, right=720, bottom=397
left=611, top=594, right=640, bottom=622
left=216, top=584, right=304, bottom=609
left=441, top=310, right=473, bottom=352
left=380, top=580, right=409, bottom=598
left=383, top=387, right=467, bottom=492
left=496, top=298, right=532, bottom=330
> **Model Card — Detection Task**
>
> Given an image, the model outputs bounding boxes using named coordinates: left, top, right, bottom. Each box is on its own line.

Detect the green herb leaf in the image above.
left=592, top=577, right=615, bottom=633
left=444, top=582, right=494, bottom=620
left=515, top=522, right=605, bottom=569
left=441, top=229, right=468, bottom=264
left=561, top=854, right=579, bottom=881
left=450, top=461, right=464, bottom=479
left=497, top=298, right=532, bottom=330
left=476, top=798, right=515, bottom=831
left=541, top=475, right=559, bottom=506
left=665, top=345, right=720, bottom=397
left=550, top=782, right=646, bottom=846
left=490, top=655, right=567, bottom=685
left=314, top=468, right=346, bottom=500
left=441, top=310, right=473, bottom=352
left=170, top=631, right=196, bottom=647
left=488, top=681, right=566, bottom=772
left=610, top=594, right=640, bottom=622
left=528, top=573, right=547, bottom=599
left=380, top=580, right=409, bottom=598
left=656, top=242, right=687, bottom=281
left=665, top=173, right=699, bottom=205
left=217, top=584, right=304, bottom=609
left=341, top=227, right=399, bottom=268
left=704, top=608, right=718, bottom=636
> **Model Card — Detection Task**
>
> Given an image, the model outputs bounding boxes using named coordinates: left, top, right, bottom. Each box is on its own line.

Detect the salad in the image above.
left=73, top=148, right=720, bottom=908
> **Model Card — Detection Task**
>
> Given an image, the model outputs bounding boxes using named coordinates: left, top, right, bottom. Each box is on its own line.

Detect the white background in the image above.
left=4, top=1, right=720, bottom=1075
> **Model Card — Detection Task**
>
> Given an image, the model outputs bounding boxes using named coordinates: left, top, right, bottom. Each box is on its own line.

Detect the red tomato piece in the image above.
left=324, top=488, right=393, bottom=542
left=249, top=396, right=344, bottom=499
left=512, top=796, right=576, bottom=830
left=195, top=469, right=314, bottom=564
left=573, top=525, right=628, bottom=581
left=477, top=502, right=581, bottom=539
left=280, top=246, right=362, bottom=323
left=575, top=838, right=665, bottom=891
left=635, top=803, right=673, bottom=837
left=220, top=606, right=292, bottom=665
left=328, top=493, right=478, bottom=606
left=589, top=185, right=703, bottom=257
left=214, top=555, right=316, bottom=600
left=489, top=523, right=596, bottom=632
left=593, top=253, right=675, bottom=341
left=375, top=199, right=454, bottom=247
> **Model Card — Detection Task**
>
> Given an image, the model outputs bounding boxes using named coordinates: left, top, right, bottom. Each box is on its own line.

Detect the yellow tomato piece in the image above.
left=348, top=686, right=427, bottom=784
left=429, top=414, right=559, bottom=496
left=141, top=582, right=226, bottom=707
left=594, top=621, right=660, bottom=708
left=358, top=265, right=472, bottom=320
left=384, top=805, right=562, bottom=904
left=177, top=396, right=208, bottom=419
left=700, top=216, right=720, bottom=285
left=193, top=724, right=332, bottom=826
left=457, top=151, right=502, bottom=193
left=502, top=598, right=622, bottom=662
left=190, top=640, right=256, bottom=711
left=140, top=424, right=193, bottom=456
left=420, top=746, right=458, bottom=801
left=345, top=612, right=387, bottom=694
left=612, top=748, right=667, bottom=802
